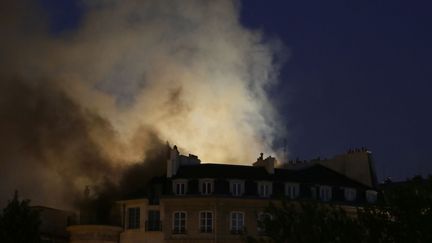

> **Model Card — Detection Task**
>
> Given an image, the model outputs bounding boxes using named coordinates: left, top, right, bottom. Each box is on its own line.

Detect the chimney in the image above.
left=253, top=153, right=275, bottom=174
left=167, top=145, right=180, bottom=178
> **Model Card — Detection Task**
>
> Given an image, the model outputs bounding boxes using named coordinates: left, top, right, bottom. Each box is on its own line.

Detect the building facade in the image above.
left=31, top=206, right=76, bottom=243
left=115, top=146, right=378, bottom=243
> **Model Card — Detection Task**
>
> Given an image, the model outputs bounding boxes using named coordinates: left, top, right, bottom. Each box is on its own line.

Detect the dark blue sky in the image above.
left=241, top=0, right=432, bottom=181
left=40, top=0, right=432, bottom=181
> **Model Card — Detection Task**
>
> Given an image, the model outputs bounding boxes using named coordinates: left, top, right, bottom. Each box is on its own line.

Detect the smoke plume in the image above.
left=0, top=0, right=285, bottom=208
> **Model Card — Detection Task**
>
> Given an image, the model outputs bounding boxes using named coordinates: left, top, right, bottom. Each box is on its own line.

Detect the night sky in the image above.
left=240, top=0, right=432, bottom=181
left=40, top=0, right=432, bottom=181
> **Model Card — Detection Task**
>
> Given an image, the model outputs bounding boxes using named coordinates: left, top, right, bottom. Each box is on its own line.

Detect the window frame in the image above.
left=146, top=210, right=161, bottom=231
left=319, top=185, right=332, bottom=202
left=257, top=181, right=272, bottom=198
left=199, top=179, right=214, bottom=195
left=257, top=212, right=272, bottom=234
left=173, top=179, right=188, bottom=195
left=127, top=207, right=141, bottom=229
left=199, top=211, right=213, bottom=233
left=366, top=190, right=378, bottom=203
left=285, top=183, right=300, bottom=199
left=230, top=180, right=244, bottom=197
left=343, top=187, right=357, bottom=201
left=230, top=211, right=245, bottom=234
left=172, top=211, right=187, bottom=234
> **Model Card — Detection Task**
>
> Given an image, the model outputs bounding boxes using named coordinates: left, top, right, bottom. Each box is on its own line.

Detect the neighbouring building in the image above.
left=31, top=206, right=76, bottom=243
left=108, top=145, right=378, bottom=243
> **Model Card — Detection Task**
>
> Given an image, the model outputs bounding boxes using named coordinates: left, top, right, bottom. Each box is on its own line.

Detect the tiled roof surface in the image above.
left=173, top=163, right=371, bottom=189
left=174, top=163, right=270, bottom=180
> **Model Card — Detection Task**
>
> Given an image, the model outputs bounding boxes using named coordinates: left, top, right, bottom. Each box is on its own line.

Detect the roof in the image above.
left=275, top=165, right=371, bottom=188
left=173, top=163, right=372, bottom=189
left=174, top=163, right=270, bottom=180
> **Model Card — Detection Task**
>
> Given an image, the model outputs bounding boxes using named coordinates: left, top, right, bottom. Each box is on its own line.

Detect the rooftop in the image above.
left=173, top=163, right=371, bottom=189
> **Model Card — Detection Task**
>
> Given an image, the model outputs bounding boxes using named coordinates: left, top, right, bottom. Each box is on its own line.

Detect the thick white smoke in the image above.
left=46, top=0, right=285, bottom=163
left=0, top=0, right=286, bottom=208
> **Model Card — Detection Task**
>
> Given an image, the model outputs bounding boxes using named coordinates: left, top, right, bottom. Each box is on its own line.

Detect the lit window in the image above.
left=366, top=190, right=378, bottom=203
left=230, top=180, right=244, bottom=196
left=128, top=207, right=140, bottom=229
left=319, top=185, right=332, bottom=202
left=200, top=179, right=213, bottom=195
left=285, top=183, right=300, bottom=199
left=173, top=211, right=186, bottom=234
left=199, top=211, right=213, bottom=233
left=230, top=211, right=244, bottom=234
left=258, top=182, right=272, bottom=198
left=344, top=188, right=357, bottom=201
left=173, top=180, right=187, bottom=195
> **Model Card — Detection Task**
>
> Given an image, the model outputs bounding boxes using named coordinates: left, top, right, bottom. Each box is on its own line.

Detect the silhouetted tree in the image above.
left=249, top=175, right=432, bottom=243
left=358, top=175, right=432, bottom=243
left=0, top=191, right=41, bottom=243
left=247, top=200, right=363, bottom=243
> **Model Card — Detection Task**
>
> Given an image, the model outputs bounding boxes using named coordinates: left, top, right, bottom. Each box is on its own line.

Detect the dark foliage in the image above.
left=358, top=175, right=432, bottom=243
left=247, top=200, right=362, bottom=243
left=248, top=175, right=432, bottom=243
left=0, top=191, right=41, bottom=243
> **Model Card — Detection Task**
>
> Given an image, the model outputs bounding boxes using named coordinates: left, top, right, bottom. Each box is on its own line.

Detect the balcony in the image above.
left=145, top=220, right=162, bottom=231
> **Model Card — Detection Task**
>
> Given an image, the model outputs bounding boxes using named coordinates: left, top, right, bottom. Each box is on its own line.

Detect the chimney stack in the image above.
left=253, top=153, right=276, bottom=174
left=167, top=145, right=180, bottom=178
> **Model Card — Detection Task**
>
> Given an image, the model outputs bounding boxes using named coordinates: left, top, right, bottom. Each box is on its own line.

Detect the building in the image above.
left=107, top=146, right=378, bottom=243
left=31, top=206, right=76, bottom=243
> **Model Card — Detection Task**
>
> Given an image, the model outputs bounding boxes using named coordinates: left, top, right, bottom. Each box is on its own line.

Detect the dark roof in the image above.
left=275, top=165, right=371, bottom=189
left=174, top=163, right=270, bottom=180
left=173, top=163, right=372, bottom=189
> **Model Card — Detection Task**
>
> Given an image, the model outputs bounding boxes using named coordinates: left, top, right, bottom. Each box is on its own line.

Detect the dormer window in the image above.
left=258, top=181, right=272, bottom=198
left=230, top=180, right=244, bottom=196
left=319, top=185, right=332, bottom=202
left=344, top=187, right=357, bottom=201
left=285, top=183, right=300, bottom=199
left=173, top=179, right=187, bottom=195
left=199, top=179, right=214, bottom=195
left=366, top=190, right=378, bottom=203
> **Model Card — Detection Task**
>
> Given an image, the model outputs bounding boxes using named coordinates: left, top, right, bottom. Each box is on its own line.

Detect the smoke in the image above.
left=0, top=0, right=285, bottom=208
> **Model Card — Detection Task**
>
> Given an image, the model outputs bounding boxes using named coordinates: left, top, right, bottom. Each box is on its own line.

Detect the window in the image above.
left=257, top=212, right=272, bottom=234
left=199, top=211, right=213, bottom=233
left=285, top=183, right=300, bottom=199
left=319, top=186, right=332, bottom=202
left=146, top=210, right=161, bottom=231
left=344, top=188, right=357, bottom=201
left=173, top=211, right=186, bottom=234
left=311, top=187, right=317, bottom=199
left=230, top=211, right=245, bottom=234
left=366, top=190, right=378, bottom=203
left=173, top=180, right=187, bottom=195
left=230, top=180, right=244, bottom=196
left=258, top=182, right=272, bottom=198
left=128, top=207, right=140, bottom=229
left=200, top=179, right=213, bottom=195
